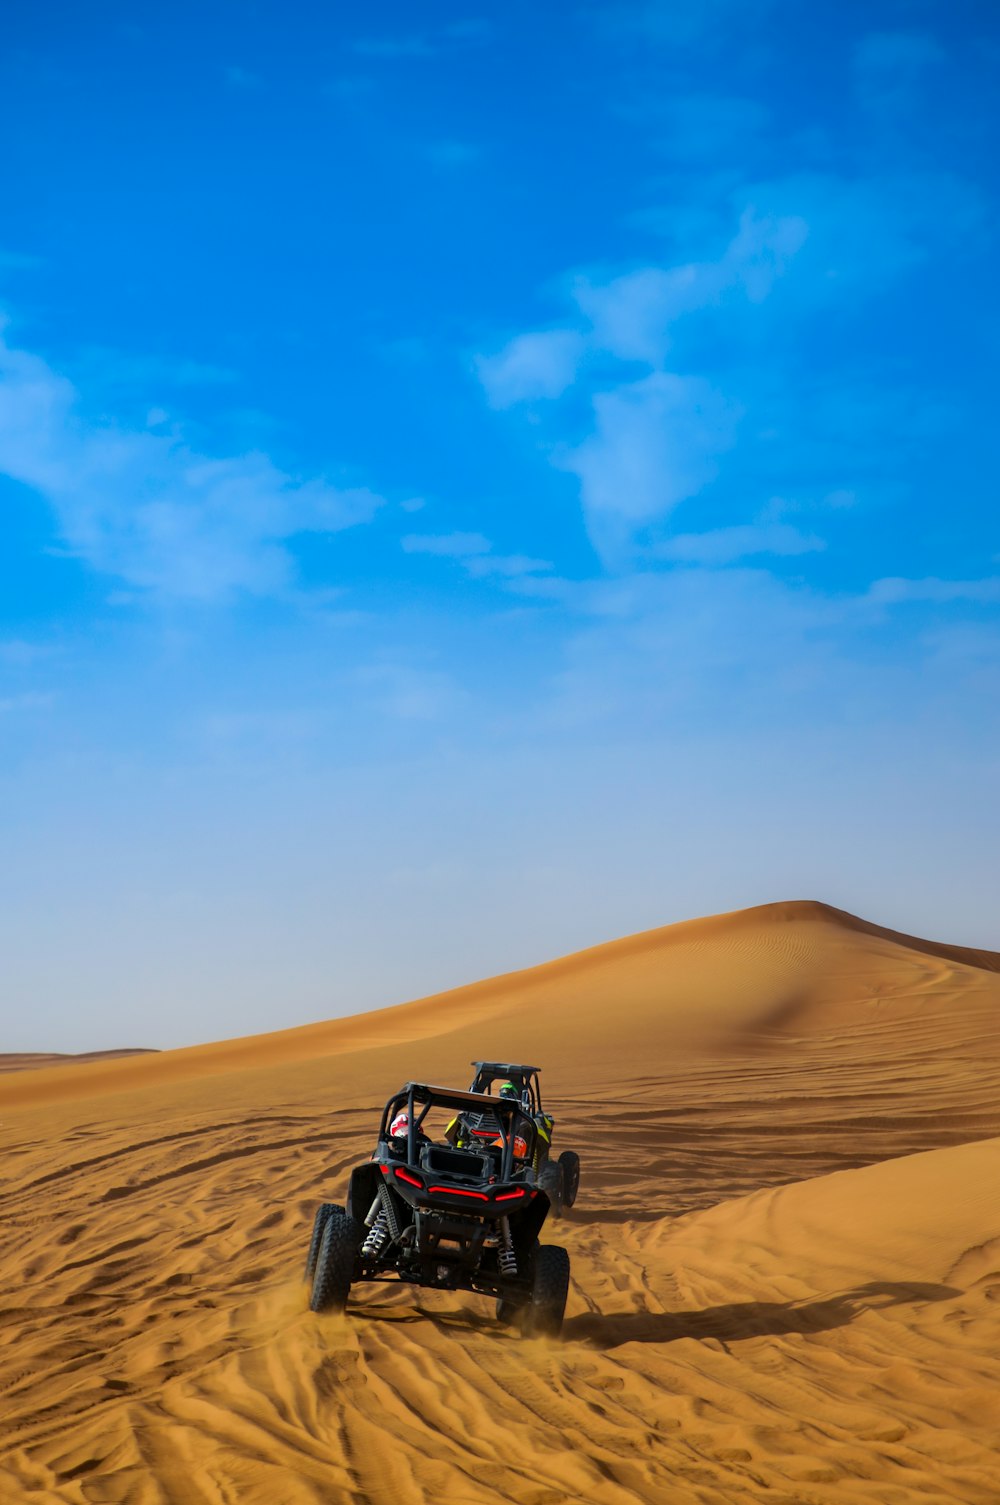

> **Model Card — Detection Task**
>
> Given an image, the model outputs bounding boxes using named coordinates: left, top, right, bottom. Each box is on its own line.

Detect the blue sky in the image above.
left=1, top=0, right=998, bottom=1049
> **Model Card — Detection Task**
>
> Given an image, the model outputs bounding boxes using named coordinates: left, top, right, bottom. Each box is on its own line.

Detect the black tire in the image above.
left=304, top=1203, right=343, bottom=1282
left=558, top=1151, right=581, bottom=1209
left=309, top=1211, right=361, bottom=1314
left=524, top=1244, right=570, bottom=1337
left=538, top=1160, right=564, bottom=1218
left=496, top=1292, right=527, bottom=1327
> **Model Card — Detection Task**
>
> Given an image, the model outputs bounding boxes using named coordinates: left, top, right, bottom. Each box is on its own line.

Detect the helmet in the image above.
left=389, top=1110, right=409, bottom=1138
left=497, top=1080, right=518, bottom=1100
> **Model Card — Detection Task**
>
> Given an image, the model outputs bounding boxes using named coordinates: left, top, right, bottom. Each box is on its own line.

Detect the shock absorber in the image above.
left=361, top=1207, right=390, bottom=1257
left=497, top=1216, right=518, bottom=1278
left=362, top=1183, right=402, bottom=1258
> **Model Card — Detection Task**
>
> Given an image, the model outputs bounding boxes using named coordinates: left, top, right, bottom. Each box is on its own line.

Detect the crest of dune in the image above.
left=3, top=899, right=1000, bottom=1504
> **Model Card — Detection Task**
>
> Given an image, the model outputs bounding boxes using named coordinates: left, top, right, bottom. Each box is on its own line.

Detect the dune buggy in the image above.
left=463, top=1061, right=580, bottom=1217
left=305, top=1081, right=570, bottom=1335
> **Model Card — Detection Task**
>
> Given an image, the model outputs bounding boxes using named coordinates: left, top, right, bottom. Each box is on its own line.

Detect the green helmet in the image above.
left=497, top=1080, right=518, bottom=1099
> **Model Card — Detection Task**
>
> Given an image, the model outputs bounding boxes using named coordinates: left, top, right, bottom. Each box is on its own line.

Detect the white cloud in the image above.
left=0, top=329, right=383, bottom=602
left=475, top=206, right=806, bottom=561
left=479, top=208, right=806, bottom=400
left=464, top=552, right=552, bottom=579
left=558, top=373, right=740, bottom=563
left=741, top=171, right=984, bottom=289
left=476, top=330, right=586, bottom=408
left=401, top=530, right=551, bottom=582
left=572, top=208, right=807, bottom=362
left=573, top=266, right=696, bottom=364
left=866, top=576, right=1000, bottom=607
left=656, top=523, right=825, bottom=565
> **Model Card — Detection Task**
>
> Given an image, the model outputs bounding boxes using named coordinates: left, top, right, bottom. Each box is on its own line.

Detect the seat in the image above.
left=420, top=1144, right=491, bottom=1181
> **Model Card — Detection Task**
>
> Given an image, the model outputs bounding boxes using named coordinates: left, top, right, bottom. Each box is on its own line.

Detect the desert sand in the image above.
left=3, top=899, right=1000, bottom=1504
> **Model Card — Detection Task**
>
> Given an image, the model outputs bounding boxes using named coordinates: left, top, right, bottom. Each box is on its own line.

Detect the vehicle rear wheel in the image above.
left=558, top=1150, right=580, bottom=1209
left=495, top=1292, right=527, bottom=1327
left=524, top=1244, right=570, bottom=1337
left=309, top=1211, right=361, bottom=1314
left=538, top=1160, right=564, bottom=1218
left=304, top=1203, right=344, bottom=1282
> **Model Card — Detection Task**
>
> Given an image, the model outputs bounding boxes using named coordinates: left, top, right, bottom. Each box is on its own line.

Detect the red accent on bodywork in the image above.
left=394, top=1168, right=423, bottom=1188
left=428, top=1185, right=489, bottom=1200
left=494, top=1189, right=527, bottom=1201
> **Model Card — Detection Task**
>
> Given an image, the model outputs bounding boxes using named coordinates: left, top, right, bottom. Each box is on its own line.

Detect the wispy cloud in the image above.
left=0, top=327, right=384, bottom=602
left=656, top=523, right=824, bottom=565
left=476, top=206, right=805, bottom=563
left=479, top=208, right=806, bottom=403
left=866, top=576, right=1000, bottom=607
left=477, top=157, right=987, bottom=570
left=477, top=330, right=586, bottom=408
left=558, top=373, right=740, bottom=563
left=574, top=207, right=807, bottom=362
left=464, top=552, right=552, bottom=579
left=401, top=531, right=551, bottom=581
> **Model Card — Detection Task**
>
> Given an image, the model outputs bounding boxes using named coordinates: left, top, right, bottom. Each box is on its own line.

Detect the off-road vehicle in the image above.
left=305, top=1081, right=570, bottom=1335
left=463, top=1061, right=581, bottom=1217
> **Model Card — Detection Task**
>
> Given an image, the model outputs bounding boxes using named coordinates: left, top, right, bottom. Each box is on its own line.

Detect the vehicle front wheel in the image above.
left=558, top=1150, right=580, bottom=1209
left=309, top=1211, right=361, bottom=1314
left=524, top=1244, right=570, bottom=1337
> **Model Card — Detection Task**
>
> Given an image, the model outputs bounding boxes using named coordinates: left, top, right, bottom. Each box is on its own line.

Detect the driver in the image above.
left=446, top=1080, right=531, bottom=1161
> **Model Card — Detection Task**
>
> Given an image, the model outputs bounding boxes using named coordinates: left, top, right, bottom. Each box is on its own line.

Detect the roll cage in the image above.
left=468, top=1061, right=543, bottom=1116
left=378, top=1081, right=526, bottom=1183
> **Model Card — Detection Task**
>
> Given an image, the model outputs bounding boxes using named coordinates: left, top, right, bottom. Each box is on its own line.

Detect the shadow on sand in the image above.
left=562, top=1280, right=960, bottom=1350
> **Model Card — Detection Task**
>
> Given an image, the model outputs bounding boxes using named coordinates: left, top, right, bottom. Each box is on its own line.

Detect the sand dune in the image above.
left=0, top=1050, right=159, bottom=1074
left=3, top=899, right=1000, bottom=1503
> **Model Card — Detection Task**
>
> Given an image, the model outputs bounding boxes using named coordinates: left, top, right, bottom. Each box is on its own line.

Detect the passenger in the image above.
left=387, top=1109, right=431, bottom=1154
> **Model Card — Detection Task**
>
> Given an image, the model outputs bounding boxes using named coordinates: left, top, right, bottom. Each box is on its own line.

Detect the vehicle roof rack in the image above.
left=393, top=1082, right=525, bottom=1115
left=471, top=1060, right=541, bottom=1075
